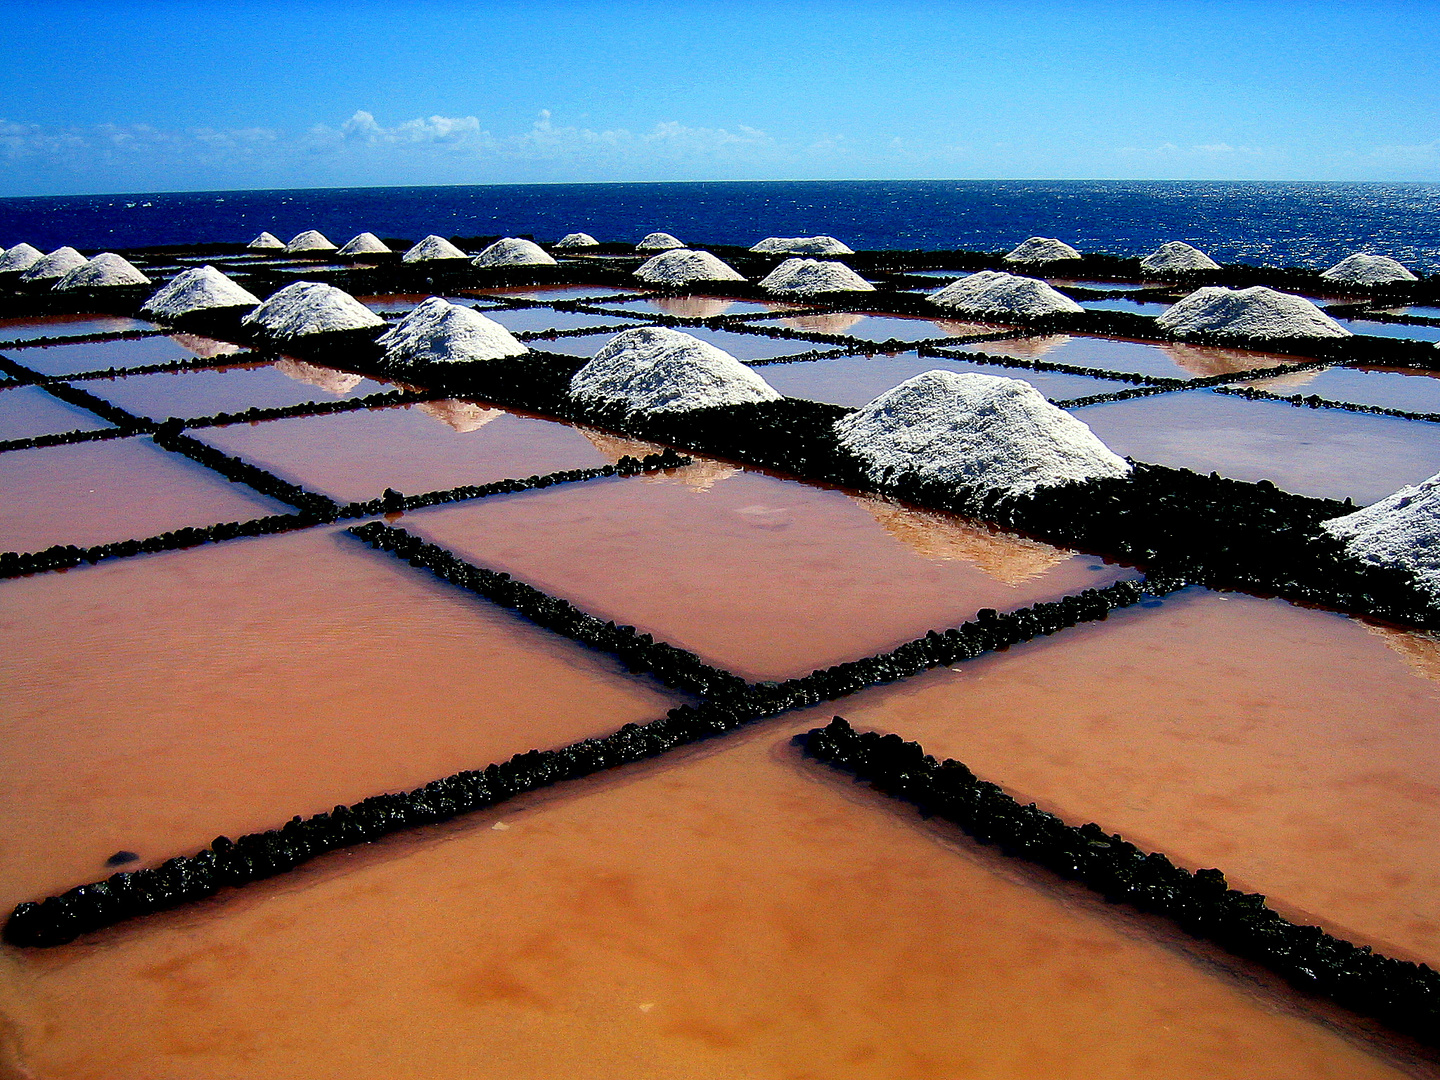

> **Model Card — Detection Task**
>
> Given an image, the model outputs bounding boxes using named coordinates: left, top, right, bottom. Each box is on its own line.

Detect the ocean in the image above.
left=2, top=180, right=1438, bottom=273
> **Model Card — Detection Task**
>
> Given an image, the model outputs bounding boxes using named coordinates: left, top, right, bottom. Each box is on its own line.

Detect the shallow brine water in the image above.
left=961, top=335, right=1304, bottom=381
left=0, top=314, right=160, bottom=342
left=4, top=333, right=241, bottom=378
left=0, top=384, right=114, bottom=441
left=1236, top=365, right=1440, bottom=416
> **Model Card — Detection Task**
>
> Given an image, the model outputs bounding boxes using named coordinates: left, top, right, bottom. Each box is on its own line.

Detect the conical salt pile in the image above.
left=472, top=238, right=557, bottom=268
left=141, top=265, right=261, bottom=320
left=637, top=232, right=684, bottom=252
left=402, top=235, right=469, bottom=263
left=0, top=243, right=44, bottom=273
left=930, top=270, right=1082, bottom=319
left=1140, top=241, right=1220, bottom=273
left=834, top=369, right=1131, bottom=497
left=285, top=230, right=337, bottom=254
left=337, top=233, right=391, bottom=257
left=54, top=253, right=151, bottom=290
left=241, top=281, right=383, bottom=340
left=1004, top=237, right=1082, bottom=264
left=1321, top=253, right=1418, bottom=286
left=759, top=258, right=874, bottom=297
left=750, top=235, right=855, bottom=256
left=20, top=247, right=88, bottom=283
left=1156, top=286, right=1350, bottom=340
left=1324, top=473, right=1440, bottom=602
left=633, top=249, right=745, bottom=286
left=377, top=296, right=528, bottom=366
left=570, top=326, right=781, bottom=416
left=247, top=232, right=285, bottom=251
left=554, top=233, right=600, bottom=249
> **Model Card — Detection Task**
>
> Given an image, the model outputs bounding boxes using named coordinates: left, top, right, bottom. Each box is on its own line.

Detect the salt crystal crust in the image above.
left=403, top=235, right=469, bottom=263
left=1321, top=253, right=1418, bottom=286
left=241, top=281, right=383, bottom=340
left=835, top=369, right=1131, bottom=497
left=20, top=247, right=88, bottom=282
left=930, top=270, right=1082, bottom=319
left=1325, top=474, right=1440, bottom=601
left=54, top=253, right=151, bottom=290
left=377, top=296, right=528, bottom=366
left=634, top=249, right=745, bottom=287
left=141, top=265, right=261, bottom=319
left=759, top=258, right=874, bottom=296
left=1156, top=286, right=1350, bottom=340
left=473, top=238, right=557, bottom=268
left=569, top=326, right=781, bottom=415
left=637, top=232, right=684, bottom=252
left=554, top=233, right=600, bottom=249
left=247, top=232, right=285, bottom=250
left=337, top=233, right=391, bottom=256
left=285, top=230, right=337, bottom=254
left=1140, top=241, right=1220, bottom=273
left=0, top=243, right=45, bottom=273
left=750, top=236, right=855, bottom=256
left=1004, top=237, right=1082, bottom=264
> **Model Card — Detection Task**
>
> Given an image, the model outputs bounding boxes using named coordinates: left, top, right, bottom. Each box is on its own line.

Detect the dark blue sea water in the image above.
left=2, top=180, right=1438, bottom=273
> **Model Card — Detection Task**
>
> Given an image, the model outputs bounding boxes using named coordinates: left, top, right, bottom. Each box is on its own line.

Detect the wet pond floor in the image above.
left=960, top=335, right=1308, bottom=381
left=0, top=385, right=114, bottom=441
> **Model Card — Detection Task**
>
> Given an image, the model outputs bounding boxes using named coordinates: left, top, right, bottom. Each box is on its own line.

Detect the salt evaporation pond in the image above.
left=356, top=293, right=506, bottom=314
left=783, top=311, right=1005, bottom=343
left=962, top=334, right=1310, bottom=381
left=5, top=334, right=240, bottom=377
left=1335, top=318, right=1440, bottom=343
left=480, top=306, right=642, bottom=334
left=0, top=385, right=114, bottom=441
left=0, top=314, right=160, bottom=341
left=585, top=295, right=809, bottom=318
left=470, top=285, right=642, bottom=302
left=542, top=326, right=828, bottom=362
left=1237, top=365, right=1440, bottom=416
left=1078, top=297, right=1178, bottom=316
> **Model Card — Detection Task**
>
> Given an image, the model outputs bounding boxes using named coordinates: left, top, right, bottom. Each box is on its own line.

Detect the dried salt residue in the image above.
left=1004, top=237, right=1082, bottom=264
left=759, top=258, right=874, bottom=297
left=553, top=232, right=600, bottom=249
left=247, top=232, right=285, bottom=250
left=285, top=230, right=337, bottom=254
left=472, top=238, right=557, bottom=268
left=141, top=265, right=260, bottom=320
left=337, top=233, right=391, bottom=257
left=570, top=326, right=781, bottom=416
left=931, top=270, right=1082, bottom=319
left=403, top=235, right=469, bottom=263
left=637, top=231, right=684, bottom=251
left=1321, top=254, right=1418, bottom=286
left=241, top=281, right=383, bottom=341
left=377, top=296, right=527, bottom=366
left=1324, top=472, right=1440, bottom=603
left=1140, top=242, right=1221, bottom=273
left=750, top=235, right=855, bottom=255
left=634, top=249, right=745, bottom=287
left=20, top=247, right=87, bottom=283
left=54, top=253, right=151, bottom=291
left=0, top=243, right=44, bottom=273
left=1157, top=286, right=1351, bottom=341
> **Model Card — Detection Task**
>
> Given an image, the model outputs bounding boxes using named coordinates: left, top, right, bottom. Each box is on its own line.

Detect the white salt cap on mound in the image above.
left=570, top=326, right=781, bottom=416
left=637, top=232, right=684, bottom=252
left=750, top=235, right=855, bottom=256
left=472, top=238, right=557, bottom=268
left=554, top=232, right=600, bottom=249
left=0, top=243, right=44, bottom=273
left=377, top=296, right=528, bottom=365
left=1140, top=241, right=1220, bottom=273
left=835, top=369, right=1131, bottom=498
left=337, top=232, right=391, bottom=257
left=1156, top=285, right=1350, bottom=340
left=241, top=281, right=383, bottom=340
left=760, top=258, right=874, bottom=297
left=54, top=253, right=151, bottom=290
left=20, top=247, right=88, bottom=282
left=1324, top=474, right=1440, bottom=601
left=1321, top=253, right=1418, bottom=286
left=930, top=270, right=1082, bottom=319
left=285, top=230, right=337, bottom=254
left=403, top=235, right=469, bottom=263
left=247, top=232, right=285, bottom=251
left=1004, top=237, right=1082, bottom=264
left=141, top=265, right=261, bottom=319
left=634, top=249, right=745, bottom=286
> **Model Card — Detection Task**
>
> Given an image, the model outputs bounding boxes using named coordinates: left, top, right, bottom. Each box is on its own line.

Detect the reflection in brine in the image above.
left=967, top=334, right=1072, bottom=360
left=169, top=333, right=242, bottom=360
left=417, top=399, right=504, bottom=433
left=274, top=356, right=365, bottom=395
left=1158, top=341, right=1301, bottom=379
left=782, top=311, right=866, bottom=336
left=649, top=295, right=736, bottom=319
left=1367, top=622, right=1440, bottom=685
left=579, top=427, right=739, bottom=492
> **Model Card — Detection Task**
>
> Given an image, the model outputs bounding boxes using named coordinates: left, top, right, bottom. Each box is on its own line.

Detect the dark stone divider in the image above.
left=150, top=427, right=339, bottom=519
left=802, top=716, right=1440, bottom=1045
left=0, top=328, right=170, bottom=350
left=0, top=426, right=131, bottom=455
left=1215, top=384, right=1440, bottom=425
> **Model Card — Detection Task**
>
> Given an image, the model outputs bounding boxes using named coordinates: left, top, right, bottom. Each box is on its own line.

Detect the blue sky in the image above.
left=1, top=0, right=1437, bottom=196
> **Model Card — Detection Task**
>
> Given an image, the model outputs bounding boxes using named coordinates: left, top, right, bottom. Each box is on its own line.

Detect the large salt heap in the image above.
left=247, top=232, right=285, bottom=251
left=0, top=243, right=44, bottom=273
left=337, top=233, right=391, bottom=257
left=637, top=232, right=684, bottom=252
left=54, top=253, right=151, bottom=290
left=284, top=230, right=337, bottom=254
left=20, top=247, right=88, bottom=283
left=569, top=326, right=781, bottom=416
left=1140, top=241, right=1220, bottom=273
left=472, top=238, right=557, bottom=268
left=402, top=235, right=469, bottom=263
left=1004, top=237, right=1082, bottom=264
left=1156, top=286, right=1350, bottom=340
left=750, top=236, right=855, bottom=256
left=1321, top=253, right=1418, bottom=286
left=241, top=281, right=383, bottom=341
left=377, top=296, right=528, bottom=366
left=141, top=265, right=261, bottom=320
left=634, top=249, right=745, bottom=287
left=554, top=233, right=600, bottom=249
left=1324, top=474, right=1440, bottom=602
left=930, top=270, right=1082, bottom=319
left=835, top=369, right=1131, bottom=497
left=760, top=258, right=874, bottom=297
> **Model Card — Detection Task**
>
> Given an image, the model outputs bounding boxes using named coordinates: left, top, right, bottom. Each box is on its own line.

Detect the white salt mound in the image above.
left=1156, top=286, right=1350, bottom=340
left=634, top=249, right=745, bottom=286
left=930, top=270, right=1082, bottom=319
left=285, top=230, right=337, bottom=254
left=241, top=281, right=383, bottom=340
left=141, top=265, right=261, bottom=319
left=554, top=233, right=600, bottom=249
left=402, top=235, right=469, bottom=263
left=750, top=235, right=855, bottom=256
left=569, top=326, right=781, bottom=416
left=1324, top=473, right=1440, bottom=602
left=20, top=247, right=88, bottom=282
left=834, top=369, right=1131, bottom=498
left=760, top=258, right=874, bottom=296
left=0, top=243, right=44, bottom=273
left=337, top=232, right=391, bottom=256
left=1004, top=237, right=1082, bottom=264
left=473, top=238, right=557, bottom=268
left=1321, top=253, right=1418, bottom=286
left=377, top=296, right=528, bottom=366
left=1140, top=241, right=1220, bottom=273
left=247, top=232, right=285, bottom=251
left=637, top=232, right=684, bottom=252
left=54, top=253, right=151, bottom=290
